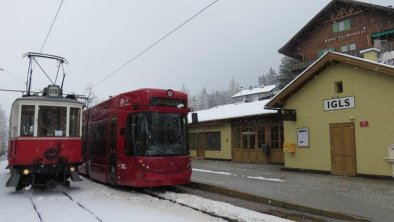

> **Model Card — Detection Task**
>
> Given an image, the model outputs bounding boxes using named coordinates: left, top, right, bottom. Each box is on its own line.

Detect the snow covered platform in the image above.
left=0, top=160, right=290, bottom=222
left=191, top=158, right=394, bottom=222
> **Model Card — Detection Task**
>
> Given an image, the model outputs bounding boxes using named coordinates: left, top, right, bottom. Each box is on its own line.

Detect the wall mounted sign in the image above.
left=360, top=121, right=369, bottom=128
left=323, top=96, right=355, bottom=111
left=324, top=26, right=367, bottom=43
left=297, top=128, right=309, bottom=147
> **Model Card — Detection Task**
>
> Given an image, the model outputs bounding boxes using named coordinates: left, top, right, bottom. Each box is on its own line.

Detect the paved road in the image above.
left=191, top=158, right=394, bottom=222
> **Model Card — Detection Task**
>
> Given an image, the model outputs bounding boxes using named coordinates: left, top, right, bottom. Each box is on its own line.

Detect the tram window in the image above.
left=125, top=113, right=147, bottom=156
left=20, top=105, right=35, bottom=136
left=38, top=106, right=67, bottom=136
left=69, top=108, right=81, bottom=137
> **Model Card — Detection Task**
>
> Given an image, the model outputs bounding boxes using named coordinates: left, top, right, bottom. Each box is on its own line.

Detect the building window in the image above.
left=189, top=133, right=197, bottom=150
left=241, top=132, right=255, bottom=149
left=270, top=124, right=283, bottom=149
left=333, top=19, right=351, bottom=33
left=341, top=45, right=348, bottom=52
left=335, top=81, right=343, bottom=93
left=206, top=131, right=221, bottom=151
left=233, top=119, right=283, bottom=150
left=341, top=43, right=357, bottom=53
left=349, top=43, right=356, bottom=51
left=257, top=127, right=266, bottom=148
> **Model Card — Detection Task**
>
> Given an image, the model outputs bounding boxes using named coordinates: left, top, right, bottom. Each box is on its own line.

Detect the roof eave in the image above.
left=265, top=52, right=394, bottom=109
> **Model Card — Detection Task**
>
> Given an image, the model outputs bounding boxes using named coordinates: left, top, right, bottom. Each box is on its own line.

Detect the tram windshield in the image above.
left=126, top=112, right=188, bottom=156
left=38, top=106, right=67, bottom=136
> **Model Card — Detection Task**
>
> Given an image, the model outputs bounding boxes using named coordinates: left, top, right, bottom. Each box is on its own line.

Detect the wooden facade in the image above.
left=231, top=116, right=283, bottom=164
left=279, top=0, right=394, bottom=72
left=189, top=114, right=284, bottom=164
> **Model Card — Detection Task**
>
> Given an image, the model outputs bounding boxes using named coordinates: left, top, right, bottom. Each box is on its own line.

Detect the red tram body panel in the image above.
left=80, top=88, right=191, bottom=187
left=8, top=139, right=81, bottom=166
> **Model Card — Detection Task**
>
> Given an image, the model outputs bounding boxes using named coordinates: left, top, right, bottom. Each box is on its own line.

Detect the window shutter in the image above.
left=332, top=23, right=339, bottom=33
left=344, top=19, right=351, bottom=30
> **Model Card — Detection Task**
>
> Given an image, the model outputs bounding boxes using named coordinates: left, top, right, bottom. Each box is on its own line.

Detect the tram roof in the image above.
left=13, top=96, right=84, bottom=106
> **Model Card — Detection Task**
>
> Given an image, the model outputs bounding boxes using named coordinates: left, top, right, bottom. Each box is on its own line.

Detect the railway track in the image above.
left=140, top=188, right=234, bottom=222
left=62, top=192, right=103, bottom=222
left=140, top=186, right=346, bottom=222
left=26, top=190, right=103, bottom=222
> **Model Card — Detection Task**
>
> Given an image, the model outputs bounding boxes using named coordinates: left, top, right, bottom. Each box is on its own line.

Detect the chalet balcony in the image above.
left=289, top=46, right=394, bottom=72
left=289, top=59, right=316, bottom=72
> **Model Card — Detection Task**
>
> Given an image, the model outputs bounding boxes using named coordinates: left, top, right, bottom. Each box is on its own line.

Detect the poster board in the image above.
left=297, top=128, right=309, bottom=147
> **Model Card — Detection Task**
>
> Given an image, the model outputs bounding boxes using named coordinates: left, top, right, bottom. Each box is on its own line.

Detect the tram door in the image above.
left=109, top=118, right=117, bottom=183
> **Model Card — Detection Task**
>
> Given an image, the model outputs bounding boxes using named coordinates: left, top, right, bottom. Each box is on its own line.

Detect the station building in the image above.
left=266, top=51, right=394, bottom=177
left=188, top=86, right=284, bottom=164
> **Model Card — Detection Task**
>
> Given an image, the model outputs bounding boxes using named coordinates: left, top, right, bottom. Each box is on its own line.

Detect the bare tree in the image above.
left=84, top=83, right=99, bottom=108
left=189, top=79, right=242, bottom=111
left=0, top=104, right=8, bottom=155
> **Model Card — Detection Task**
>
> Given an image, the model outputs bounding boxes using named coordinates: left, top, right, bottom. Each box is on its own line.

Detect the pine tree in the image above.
left=258, top=67, right=278, bottom=86
left=277, top=56, right=299, bottom=89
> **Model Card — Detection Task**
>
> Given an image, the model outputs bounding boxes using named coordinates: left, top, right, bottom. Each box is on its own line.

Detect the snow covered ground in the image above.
left=0, top=160, right=291, bottom=222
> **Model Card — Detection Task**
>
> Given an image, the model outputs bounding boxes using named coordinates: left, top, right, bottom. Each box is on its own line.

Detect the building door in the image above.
left=197, top=133, right=205, bottom=158
left=330, top=123, right=357, bottom=176
left=241, top=132, right=256, bottom=162
left=268, top=124, right=284, bottom=164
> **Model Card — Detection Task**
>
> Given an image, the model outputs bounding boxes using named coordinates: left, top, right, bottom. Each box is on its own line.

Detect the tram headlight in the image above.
left=22, top=169, right=30, bottom=175
left=69, top=166, right=76, bottom=172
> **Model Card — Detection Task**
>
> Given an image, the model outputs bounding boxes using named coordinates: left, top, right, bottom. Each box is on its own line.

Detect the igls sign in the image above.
left=323, top=96, right=355, bottom=111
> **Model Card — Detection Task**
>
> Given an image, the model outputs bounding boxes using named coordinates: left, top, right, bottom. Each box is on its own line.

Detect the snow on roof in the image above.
left=188, top=99, right=277, bottom=123
left=231, top=84, right=277, bottom=98
left=360, top=48, right=380, bottom=54
left=381, top=51, right=394, bottom=61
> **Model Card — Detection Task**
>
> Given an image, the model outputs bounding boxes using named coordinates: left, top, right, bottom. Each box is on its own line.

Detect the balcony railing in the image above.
left=289, top=59, right=316, bottom=72
left=290, top=45, right=394, bottom=72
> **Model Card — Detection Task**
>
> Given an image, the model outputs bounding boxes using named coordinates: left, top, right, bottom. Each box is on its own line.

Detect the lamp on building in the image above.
left=281, top=109, right=297, bottom=121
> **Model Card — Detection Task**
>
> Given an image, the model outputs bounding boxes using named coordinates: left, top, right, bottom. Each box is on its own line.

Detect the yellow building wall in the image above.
left=190, top=150, right=197, bottom=157
left=189, top=122, right=232, bottom=160
left=284, top=63, right=394, bottom=176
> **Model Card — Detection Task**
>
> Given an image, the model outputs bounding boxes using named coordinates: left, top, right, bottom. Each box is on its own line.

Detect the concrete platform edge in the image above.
left=184, top=181, right=370, bottom=222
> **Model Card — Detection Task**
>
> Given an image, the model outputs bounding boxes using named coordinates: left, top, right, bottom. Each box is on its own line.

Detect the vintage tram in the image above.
left=80, top=88, right=191, bottom=187
left=6, top=53, right=84, bottom=190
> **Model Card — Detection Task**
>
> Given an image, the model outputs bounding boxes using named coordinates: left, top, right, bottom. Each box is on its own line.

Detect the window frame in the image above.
left=205, top=131, right=221, bottom=151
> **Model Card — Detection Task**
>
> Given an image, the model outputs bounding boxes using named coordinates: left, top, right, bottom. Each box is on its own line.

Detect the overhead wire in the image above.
left=31, top=0, right=65, bottom=86
left=0, top=1, right=65, bottom=94
left=39, top=0, right=65, bottom=54
left=91, top=0, right=219, bottom=89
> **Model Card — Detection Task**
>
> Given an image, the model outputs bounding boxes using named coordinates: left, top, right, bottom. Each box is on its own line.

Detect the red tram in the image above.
left=79, top=88, right=191, bottom=187
left=6, top=53, right=84, bottom=190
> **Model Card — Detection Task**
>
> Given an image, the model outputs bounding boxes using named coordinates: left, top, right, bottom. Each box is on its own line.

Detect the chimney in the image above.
left=360, top=48, right=380, bottom=62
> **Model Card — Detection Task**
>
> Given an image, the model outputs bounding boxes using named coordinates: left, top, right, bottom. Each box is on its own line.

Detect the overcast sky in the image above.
left=0, top=0, right=392, bottom=115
